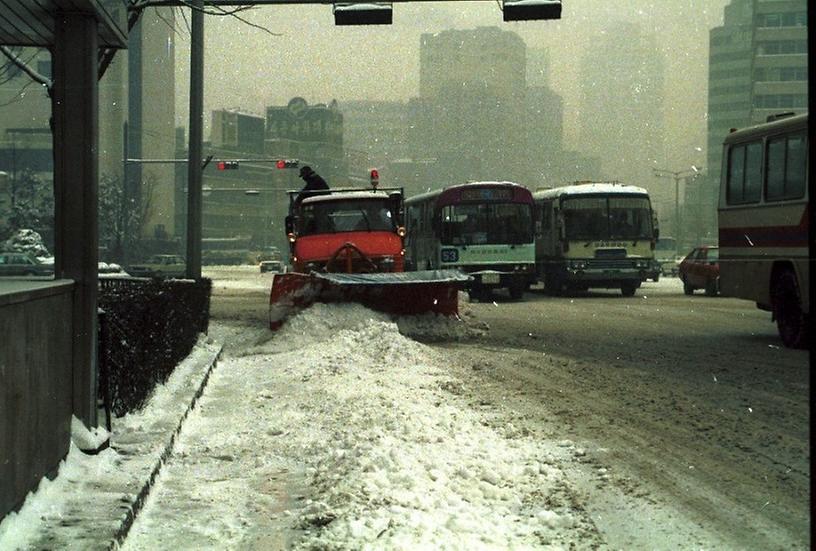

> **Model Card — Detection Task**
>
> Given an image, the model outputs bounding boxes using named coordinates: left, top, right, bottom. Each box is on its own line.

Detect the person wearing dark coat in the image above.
left=299, top=165, right=329, bottom=191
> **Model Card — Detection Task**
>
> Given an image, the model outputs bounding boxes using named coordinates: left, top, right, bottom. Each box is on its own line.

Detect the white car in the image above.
left=260, top=260, right=286, bottom=274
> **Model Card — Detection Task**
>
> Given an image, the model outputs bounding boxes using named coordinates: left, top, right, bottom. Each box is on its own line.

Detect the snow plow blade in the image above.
left=269, top=270, right=471, bottom=330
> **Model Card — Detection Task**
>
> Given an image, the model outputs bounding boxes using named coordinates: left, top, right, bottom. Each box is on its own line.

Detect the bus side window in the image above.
left=727, top=141, right=762, bottom=204
left=766, top=133, right=807, bottom=201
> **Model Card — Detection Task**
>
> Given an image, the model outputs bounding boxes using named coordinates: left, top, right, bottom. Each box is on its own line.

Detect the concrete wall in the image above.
left=0, top=281, right=74, bottom=518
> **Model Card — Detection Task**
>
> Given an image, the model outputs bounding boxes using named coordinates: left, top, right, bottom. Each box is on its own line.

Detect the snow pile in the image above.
left=237, top=310, right=575, bottom=548
left=70, top=415, right=110, bottom=451
left=2, top=229, right=50, bottom=258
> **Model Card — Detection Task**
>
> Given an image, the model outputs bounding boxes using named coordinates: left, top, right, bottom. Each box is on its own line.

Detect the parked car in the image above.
left=128, top=255, right=186, bottom=278
left=0, top=251, right=54, bottom=277
left=260, top=260, right=286, bottom=274
left=679, top=246, right=719, bottom=296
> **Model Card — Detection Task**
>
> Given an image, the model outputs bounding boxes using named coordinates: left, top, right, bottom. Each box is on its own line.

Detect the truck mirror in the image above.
left=389, top=192, right=403, bottom=225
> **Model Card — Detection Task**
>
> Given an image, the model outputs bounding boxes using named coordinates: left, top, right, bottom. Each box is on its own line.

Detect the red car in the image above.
left=679, top=246, right=719, bottom=296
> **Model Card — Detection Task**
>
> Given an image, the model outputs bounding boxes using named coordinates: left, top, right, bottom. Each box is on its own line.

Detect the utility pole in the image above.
left=186, top=0, right=204, bottom=279
left=654, top=167, right=695, bottom=248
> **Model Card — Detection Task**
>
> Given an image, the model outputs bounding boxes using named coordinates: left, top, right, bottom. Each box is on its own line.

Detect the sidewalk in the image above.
left=0, top=338, right=223, bottom=551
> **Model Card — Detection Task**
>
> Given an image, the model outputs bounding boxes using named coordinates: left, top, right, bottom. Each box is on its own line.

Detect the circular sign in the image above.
left=287, top=97, right=308, bottom=118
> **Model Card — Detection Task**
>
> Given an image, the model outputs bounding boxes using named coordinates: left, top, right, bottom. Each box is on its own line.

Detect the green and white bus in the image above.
left=405, top=181, right=536, bottom=300
left=534, top=183, right=656, bottom=296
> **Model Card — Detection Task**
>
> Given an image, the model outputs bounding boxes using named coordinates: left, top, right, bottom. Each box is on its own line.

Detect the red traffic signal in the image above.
left=276, top=159, right=299, bottom=169
left=217, top=161, right=239, bottom=170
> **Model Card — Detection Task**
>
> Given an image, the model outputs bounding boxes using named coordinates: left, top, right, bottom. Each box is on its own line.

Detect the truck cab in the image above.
left=285, top=188, right=405, bottom=273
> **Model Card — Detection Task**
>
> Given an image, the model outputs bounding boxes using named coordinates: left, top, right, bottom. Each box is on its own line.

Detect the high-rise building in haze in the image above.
left=698, top=0, right=808, bottom=243
left=577, top=22, right=665, bottom=193
left=414, top=26, right=528, bottom=186
left=126, top=9, right=176, bottom=241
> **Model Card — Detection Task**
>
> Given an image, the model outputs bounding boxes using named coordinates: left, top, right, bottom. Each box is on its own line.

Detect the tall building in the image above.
left=699, top=0, right=808, bottom=242
left=126, top=8, right=176, bottom=241
left=577, top=22, right=665, bottom=194
left=339, top=99, right=414, bottom=173
left=414, top=27, right=528, bottom=186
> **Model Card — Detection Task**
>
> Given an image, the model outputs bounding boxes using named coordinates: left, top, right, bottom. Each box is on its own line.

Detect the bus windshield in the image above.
left=298, top=199, right=396, bottom=235
left=440, top=202, right=533, bottom=245
left=562, top=196, right=653, bottom=241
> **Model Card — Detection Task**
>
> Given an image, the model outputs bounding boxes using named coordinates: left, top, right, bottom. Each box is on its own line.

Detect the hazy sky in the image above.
left=174, top=0, right=730, bottom=209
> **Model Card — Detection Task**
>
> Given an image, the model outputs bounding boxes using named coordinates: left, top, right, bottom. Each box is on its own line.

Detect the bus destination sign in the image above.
left=460, top=188, right=514, bottom=202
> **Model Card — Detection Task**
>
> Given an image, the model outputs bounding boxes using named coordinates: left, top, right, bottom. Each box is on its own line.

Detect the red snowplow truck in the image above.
left=269, top=185, right=469, bottom=329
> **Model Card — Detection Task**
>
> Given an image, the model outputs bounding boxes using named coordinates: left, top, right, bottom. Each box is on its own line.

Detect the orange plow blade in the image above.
left=269, top=270, right=471, bottom=330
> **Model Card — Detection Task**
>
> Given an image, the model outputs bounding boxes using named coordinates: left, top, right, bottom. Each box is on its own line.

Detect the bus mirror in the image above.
left=535, top=220, right=543, bottom=238
left=285, top=215, right=294, bottom=235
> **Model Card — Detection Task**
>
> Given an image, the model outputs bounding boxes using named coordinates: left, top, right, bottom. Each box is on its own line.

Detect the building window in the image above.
left=757, top=40, right=808, bottom=55
left=755, top=67, right=807, bottom=82
left=757, top=12, right=807, bottom=28
left=754, top=94, right=808, bottom=109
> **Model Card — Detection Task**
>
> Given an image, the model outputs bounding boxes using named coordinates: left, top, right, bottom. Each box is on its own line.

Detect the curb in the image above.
left=108, top=343, right=223, bottom=550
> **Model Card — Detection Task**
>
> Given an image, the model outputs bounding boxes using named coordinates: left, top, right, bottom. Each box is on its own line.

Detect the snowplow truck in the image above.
left=269, top=186, right=469, bottom=329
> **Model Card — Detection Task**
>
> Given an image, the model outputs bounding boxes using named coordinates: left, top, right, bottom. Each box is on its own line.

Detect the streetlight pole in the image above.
left=653, top=167, right=695, bottom=247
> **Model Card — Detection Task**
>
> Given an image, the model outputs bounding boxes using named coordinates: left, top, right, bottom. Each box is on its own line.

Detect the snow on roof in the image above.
left=533, top=182, right=649, bottom=200
left=302, top=190, right=390, bottom=204
left=406, top=181, right=524, bottom=204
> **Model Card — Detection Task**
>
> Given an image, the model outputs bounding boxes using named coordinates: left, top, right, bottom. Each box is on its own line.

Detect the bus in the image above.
left=533, top=183, right=656, bottom=296
left=405, top=181, right=536, bottom=300
left=718, top=112, right=808, bottom=348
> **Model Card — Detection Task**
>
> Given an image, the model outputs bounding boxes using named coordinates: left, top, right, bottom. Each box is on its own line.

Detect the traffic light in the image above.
left=216, top=160, right=239, bottom=170
left=276, top=159, right=299, bottom=169
left=333, top=2, right=393, bottom=25
left=503, top=0, right=562, bottom=21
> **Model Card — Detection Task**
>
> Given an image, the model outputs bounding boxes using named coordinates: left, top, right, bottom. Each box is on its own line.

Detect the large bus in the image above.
left=404, top=181, right=536, bottom=300
left=533, top=183, right=656, bottom=296
left=718, top=112, right=808, bottom=348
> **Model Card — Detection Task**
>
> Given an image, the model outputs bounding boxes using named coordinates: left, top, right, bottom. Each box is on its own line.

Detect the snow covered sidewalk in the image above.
left=0, top=339, right=223, bottom=551
left=122, top=304, right=593, bottom=549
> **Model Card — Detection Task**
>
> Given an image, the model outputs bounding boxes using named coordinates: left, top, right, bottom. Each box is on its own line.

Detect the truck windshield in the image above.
left=298, top=199, right=395, bottom=235
left=562, top=196, right=652, bottom=241
left=440, top=202, right=533, bottom=245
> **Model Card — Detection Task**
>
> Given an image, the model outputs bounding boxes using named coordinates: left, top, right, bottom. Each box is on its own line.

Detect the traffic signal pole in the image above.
left=186, top=0, right=204, bottom=279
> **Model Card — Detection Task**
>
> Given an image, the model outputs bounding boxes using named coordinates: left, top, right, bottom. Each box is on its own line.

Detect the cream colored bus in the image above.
left=533, top=183, right=656, bottom=296
left=718, top=112, right=808, bottom=348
